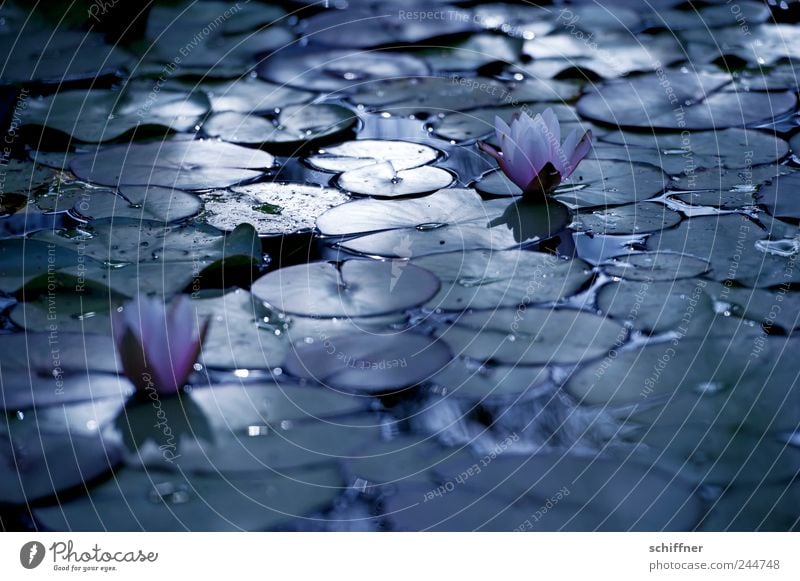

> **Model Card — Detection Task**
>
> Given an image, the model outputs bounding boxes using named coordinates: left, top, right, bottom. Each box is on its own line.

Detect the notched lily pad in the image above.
left=411, top=249, right=592, bottom=311
left=72, top=186, right=203, bottom=223
left=337, top=162, right=453, bottom=198
left=283, top=331, right=452, bottom=393
left=251, top=259, right=440, bottom=318
left=436, top=308, right=624, bottom=365
left=71, top=140, right=274, bottom=190
left=573, top=203, right=681, bottom=235
left=203, top=105, right=357, bottom=151
left=307, top=140, right=441, bottom=173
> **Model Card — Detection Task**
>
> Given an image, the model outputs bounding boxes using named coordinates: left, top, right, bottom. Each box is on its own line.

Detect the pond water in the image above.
left=0, top=0, right=799, bottom=531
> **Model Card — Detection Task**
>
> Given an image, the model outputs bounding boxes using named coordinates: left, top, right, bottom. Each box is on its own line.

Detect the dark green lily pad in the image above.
left=577, top=70, right=796, bottom=130
left=21, top=87, right=209, bottom=143
left=412, top=249, right=592, bottom=311
left=135, top=415, right=382, bottom=473
left=601, top=252, right=710, bottom=281
left=186, top=77, right=315, bottom=114
left=307, top=140, right=441, bottom=173
left=522, top=32, right=682, bottom=80
left=0, top=238, right=82, bottom=293
left=573, top=203, right=681, bottom=235
left=251, top=259, right=440, bottom=318
left=72, top=186, right=203, bottom=223
left=1, top=429, right=123, bottom=505
left=203, top=105, right=357, bottom=149
left=704, top=281, right=800, bottom=332
left=337, top=162, right=453, bottom=198
left=430, top=358, right=549, bottom=399
left=203, top=183, right=349, bottom=235
left=300, top=6, right=476, bottom=48
left=0, top=31, right=131, bottom=85
left=191, top=289, right=288, bottom=370
left=71, top=140, right=274, bottom=190
left=0, top=159, right=58, bottom=195
left=34, top=465, right=343, bottom=531
left=685, top=23, right=800, bottom=68
left=258, top=48, right=429, bottom=92
left=597, top=278, right=715, bottom=333
left=346, top=436, right=462, bottom=487
left=436, top=308, right=624, bottom=365
left=283, top=331, right=452, bottom=393
left=756, top=171, right=800, bottom=222
left=647, top=214, right=800, bottom=287
left=420, top=34, right=522, bottom=72
left=477, top=159, right=669, bottom=208
left=700, top=482, right=800, bottom=531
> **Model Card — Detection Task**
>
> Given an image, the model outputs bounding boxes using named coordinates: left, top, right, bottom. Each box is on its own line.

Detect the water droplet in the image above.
left=694, top=381, right=725, bottom=395
left=149, top=482, right=192, bottom=505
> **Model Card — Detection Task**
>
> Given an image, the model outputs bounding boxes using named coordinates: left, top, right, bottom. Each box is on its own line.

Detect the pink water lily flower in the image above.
left=113, top=295, right=209, bottom=395
left=479, top=108, right=592, bottom=199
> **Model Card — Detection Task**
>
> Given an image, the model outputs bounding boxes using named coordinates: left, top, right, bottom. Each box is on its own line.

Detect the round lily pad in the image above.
left=317, top=189, right=570, bottom=258
left=601, top=252, right=710, bottom=281
left=203, top=182, right=349, bottom=235
left=647, top=214, right=800, bottom=288
left=192, top=77, right=315, bottom=114
left=251, top=259, right=440, bottom=317
left=0, top=372, right=131, bottom=412
left=258, top=48, right=429, bottom=92
left=597, top=278, right=715, bottom=333
left=71, top=140, right=274, bottom=190
left=1, top=429, right=123, bottom=505
left=307, top=139, right=441, bottom=173
left=573, top=203, right=681, bottom=235
left=577, top=70, right=796, bottom=130
left=300, top=6, right=475, bottom=48
left=133, top=415, right=383, bottom=473
left=34, top=465, right=344, bottom=531
left=0, top=30, right=130, bottom=85
left=756, top=171, right=800, bottom=222
left=337, top=162, right=453, bottom=197
left=436, top=308, right=624, bottom=365
left=430, top=358, right=549, bottom=399
left=411, top=249, right=592, bottom=311
left=435, top=104, right=586, bottom=143
left=283, top=331, right=452, bottom=393
left=72, top=186, right=203, bottom=223
left=21, top=87, right=209, bottom=143
left=476, top=159, right=669, bottom=208
left=203, top=104, right=357, bottom=150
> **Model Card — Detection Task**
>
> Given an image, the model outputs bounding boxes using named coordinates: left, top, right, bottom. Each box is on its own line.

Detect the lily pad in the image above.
left=420, top=34, right=522, bottom=72
left=0, top=372, right=131, bottom=412
left=70, top=140, right=274, bottom=190
left=700, top=482, right=800, bottom=531
left=258, top=48, right=429, bottom=92
left=0, top=429, right=123, bottom=505
left=251, top=259, right=440, bottom=318
left=34, top=465, right=344, bottom=531
left=283, top=331, right=452, bottom=393
left=430, top=358, right=549, bottom=399
left=522, top=32, right=682, bottom=80
left=597, top=278, right=715, bottom=333
left=477, top=159, right=669, bottom=208
left=573, top=203, right=681, bottom=235
left=72, top=186, right=203, bottom=223
left=191, top=289, right=288, bottom=370
left=601, top=252, right=710, bottom=281
left=21, top=87, right=209, bottom=143
left=317, top=189, right=570, bottom=258
left=411, top=249, right=592, bottom=311
left=436, top=308, right=624, bottom=365
left=0, top=238, right=81, bottom=293
left=134, top=415, right=383, bottom=473
left=300, top=6, right=476, bottom=48
left=203, top=105, right=357, bottom=149
left=337, top=162, right=453, bottom=197
left=647, top=214, right=800, bottom=287
left=577, top=70, right=796, bottom=130
left=0, top=331, right=120, bottom=374
left=0, top=159, right=58, bottom=195
left=756, top=171, right=800, bottom=222
left=203, top=183, right=349, bottom=236
left=187, top=77, right=315, bottom=114
left=307, top=140, right=441, bottom=173
left=0, top=31, right=131, bottom=85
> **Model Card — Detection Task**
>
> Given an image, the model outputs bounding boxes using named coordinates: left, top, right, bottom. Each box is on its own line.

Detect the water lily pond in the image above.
left=1, top=0, right=799, bottom=532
